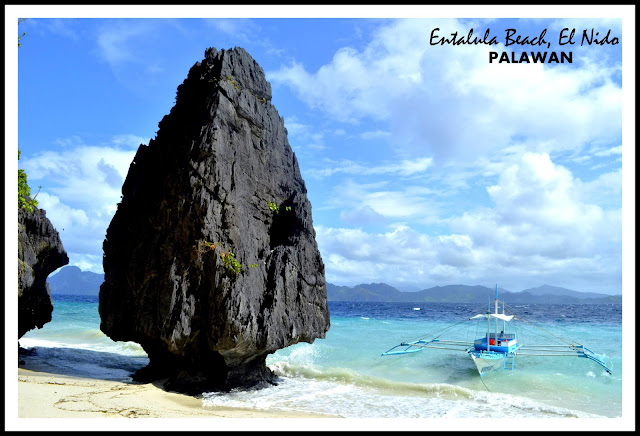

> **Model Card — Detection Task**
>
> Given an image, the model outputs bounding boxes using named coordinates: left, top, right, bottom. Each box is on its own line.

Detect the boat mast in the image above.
left=494, top=284, right=498, bottom=345
left=502, top=299, right=506, bottom=332
left=487, top=295, right=491, bottom=352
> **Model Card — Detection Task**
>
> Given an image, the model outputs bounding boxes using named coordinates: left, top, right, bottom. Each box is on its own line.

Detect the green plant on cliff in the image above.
left=220, top=251, right=242, bottom=275
left=226, top=75, right=239, bottom=90
left=193, top=239, right=217, bottom=256
left=18, top=149, right=39, bottom=212
left=194, top=239, right=243, bottom=276
left=268, top=200, right=292, bottom=215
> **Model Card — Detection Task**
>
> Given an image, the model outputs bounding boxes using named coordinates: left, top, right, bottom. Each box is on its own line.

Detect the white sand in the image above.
left=17, top=367, right=337, bottom=420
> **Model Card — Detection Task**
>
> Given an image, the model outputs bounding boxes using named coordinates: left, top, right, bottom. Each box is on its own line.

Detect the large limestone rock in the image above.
left=99, top=47, right=330, bottom=392
left=18, top=205, right=69, bottom=338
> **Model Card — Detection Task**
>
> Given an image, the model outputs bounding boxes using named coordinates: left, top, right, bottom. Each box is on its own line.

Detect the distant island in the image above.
left=327, top=283, right=621, bottom=304
left=48, top=266, right=621, bottom=304
left=48, top=266, right=103, bottom=296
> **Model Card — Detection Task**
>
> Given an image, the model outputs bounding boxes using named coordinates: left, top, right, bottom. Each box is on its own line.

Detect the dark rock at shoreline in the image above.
left=18, top=205, right=69, bottom=338
left=99, top=47, right=330, bottom=393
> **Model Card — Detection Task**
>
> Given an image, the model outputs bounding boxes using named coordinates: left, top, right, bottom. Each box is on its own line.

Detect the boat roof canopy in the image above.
left=470, top=313, right=514, bottom=322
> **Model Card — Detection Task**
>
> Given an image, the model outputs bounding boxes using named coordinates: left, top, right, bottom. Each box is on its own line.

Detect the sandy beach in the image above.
left=17, top=367, right=337, bottom=420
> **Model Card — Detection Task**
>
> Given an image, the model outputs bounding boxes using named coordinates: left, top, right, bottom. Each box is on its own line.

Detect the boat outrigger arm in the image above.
left=516, top=343, right=612, bottom=374
left=381, top=285, right=612, bottom=376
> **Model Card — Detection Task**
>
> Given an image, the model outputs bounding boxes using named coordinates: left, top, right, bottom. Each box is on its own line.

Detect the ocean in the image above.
left=19, top=295, right=623, bottom=420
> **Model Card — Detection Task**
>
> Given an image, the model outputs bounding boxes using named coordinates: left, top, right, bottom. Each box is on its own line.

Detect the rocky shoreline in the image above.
left=18, top=204, right=69, bottom=339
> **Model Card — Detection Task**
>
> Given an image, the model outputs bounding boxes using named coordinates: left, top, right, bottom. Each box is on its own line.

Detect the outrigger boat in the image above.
left=381, top=285, right=612, bottom=376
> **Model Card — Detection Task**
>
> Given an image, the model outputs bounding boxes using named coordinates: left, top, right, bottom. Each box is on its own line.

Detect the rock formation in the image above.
left=18, top=204, right=69, bottom=338
left=99, top=47, right=330, bottom=392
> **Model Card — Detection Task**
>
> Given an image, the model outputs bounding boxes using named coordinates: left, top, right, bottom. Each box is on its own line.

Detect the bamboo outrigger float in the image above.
left=382, top=285, right=612, bottom=376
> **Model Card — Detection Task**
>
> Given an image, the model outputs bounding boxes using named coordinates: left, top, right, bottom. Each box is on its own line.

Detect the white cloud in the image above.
left=36, top=192, right=90, bottom=230
left=97, top=22, right=145, bottom=67
left=66, top=253, right=104, bottom=275
left=111, top=134, right=149, bottom=148
left=22, top=137, right=138, bottom=272
left=25, top=144, right=134, bottom=211
left=318, top=177, right=447, bottom=230
left=316, top=225, right=486, bottom=288
left=549, top=18, right=622, bottom=31
left=283, top=119, right=310, bottom=137
left=44, top=18, right=80, bottom=40
left=452, top=153, right=621, bottom=259
left=36, top=192, right=105, bottom=257
left=593, top=145, right=622, bottom=157
left=204, top=18, right=261, bottom=42
left=53, top=136, right=84, bottom=148
left=360, top=130, right=391, bottom=140
left=270, top=19, right=622, bottom=165
left=22, top=18, right=80, bottom=41
left=283, top=117, right=326, bottom=151
left=308, top=157, right=432, bottom=178
left=268, top=18, right=621, bottom=294
left=94, top=19, right=181, bottom=73
left=575, top=168, right=622, bottom=210
left=339, top=205, right=387, bottom=226
left=269, top=38, right=417, bottom=123
left=315, top=152, right=621, bottom=293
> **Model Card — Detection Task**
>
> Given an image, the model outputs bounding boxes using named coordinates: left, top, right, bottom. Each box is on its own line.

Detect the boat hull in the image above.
left=469, top=351, right=504, bottom=376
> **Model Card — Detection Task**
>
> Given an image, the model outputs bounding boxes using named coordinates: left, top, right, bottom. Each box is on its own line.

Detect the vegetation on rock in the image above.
left=18, top=149, right=39, bottom=212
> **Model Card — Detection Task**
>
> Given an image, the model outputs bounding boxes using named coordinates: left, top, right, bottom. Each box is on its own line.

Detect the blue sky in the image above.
left=8, top=6, right=633, bottom=295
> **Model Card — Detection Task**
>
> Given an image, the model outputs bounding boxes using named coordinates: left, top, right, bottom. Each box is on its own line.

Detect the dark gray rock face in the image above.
left=99, top=47, right=330, bottom=392
left=18, top=205, right=69, bottom=338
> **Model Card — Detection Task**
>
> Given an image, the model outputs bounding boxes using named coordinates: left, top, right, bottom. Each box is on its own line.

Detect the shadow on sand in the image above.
left=18, top=345, right=149, bottom=384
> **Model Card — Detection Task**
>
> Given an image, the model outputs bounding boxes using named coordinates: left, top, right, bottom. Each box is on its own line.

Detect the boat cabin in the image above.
left=474, top=333, right=518, bottom=353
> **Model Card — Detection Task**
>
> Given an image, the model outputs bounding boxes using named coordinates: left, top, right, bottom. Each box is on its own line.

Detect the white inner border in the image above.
left=5, top=4, right=635, bottom=433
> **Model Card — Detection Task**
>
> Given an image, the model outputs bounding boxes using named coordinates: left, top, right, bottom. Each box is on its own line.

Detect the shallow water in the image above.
left=20, top=296, right=622, bottom=418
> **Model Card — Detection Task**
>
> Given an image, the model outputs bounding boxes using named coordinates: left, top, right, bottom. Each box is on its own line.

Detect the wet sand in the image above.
left=17, top=367, right=338, bottom=422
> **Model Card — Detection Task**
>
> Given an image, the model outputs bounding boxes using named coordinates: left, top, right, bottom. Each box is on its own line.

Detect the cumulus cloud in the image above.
left=323, top=179, right=444, bottom=226
left=267, top=18, right=622, bottom=294
left=22, top=137, right=139, bottom=272
left=575, top=169, right=622, bottom=210
left=316, top=152, right=621, bottom=293
left=316, top=225, right=483, bottom=288
left=457, top=152, right=621, bottom=264
left=269, top=18, right=622, bottom=165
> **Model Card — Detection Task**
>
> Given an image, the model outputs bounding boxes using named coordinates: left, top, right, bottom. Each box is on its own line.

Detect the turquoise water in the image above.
left=19, top=296, right=148, bottom=381
left=20, top=296, right=622, bottom=418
